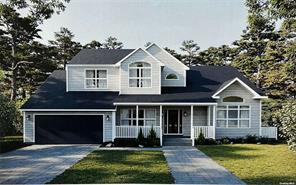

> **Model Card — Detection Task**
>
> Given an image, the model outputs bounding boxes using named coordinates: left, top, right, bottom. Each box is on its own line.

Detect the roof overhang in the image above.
left=113, top=102, right=217, bottom=106
left=145, top=43, right=190, bottom=70
left=20, top=109, right=117, bottom=112
left=115, top=48, right=165, bottom=66
left=212, top=77, right=268, bottom=99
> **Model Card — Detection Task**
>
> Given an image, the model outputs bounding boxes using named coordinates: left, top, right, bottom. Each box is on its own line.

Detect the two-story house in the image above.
left=21, top=43, right=277, bottom=146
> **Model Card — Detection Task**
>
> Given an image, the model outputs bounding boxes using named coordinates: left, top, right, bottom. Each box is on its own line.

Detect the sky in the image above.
left=39, top=0, right=248, bottom=52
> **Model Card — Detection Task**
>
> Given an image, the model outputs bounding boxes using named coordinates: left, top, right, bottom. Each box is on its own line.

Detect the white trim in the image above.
left=84, top=68, right=108, bottom=90
left=159, top=105, right=163, bottom=146
left=114, top=102, right=218, bottom=106
left=259, top=100, right=262, bottom=136
left=145, top=43, right=189, bottom=70
left=216, top=105, right=251, bottom=128
left=222, top=96, right=244, bottom=103
left=165, top=73, right=179, bottom=80
left=66, top=65, right=69, bottom=92
left=212, top=77, right=268, bottom=99
left=207, top=106, right=210, bottom=126
left=32, top=113, right=105, bottom=143
left=23, top=112, right=25, bottom=143
left=163, top=109, right=183, bottom=135
left=21, top=109, right=116, bottom=112
left=115, top=48, right=164, bottom=66
left=213, top=105, right=216, bottom=139
left=112, top=111, right=116, bottom=141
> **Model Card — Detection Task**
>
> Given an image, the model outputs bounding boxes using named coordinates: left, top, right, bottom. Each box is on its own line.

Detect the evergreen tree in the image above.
left=83, top=40, right=102, bottom=49
left=103, top=36, right=123, bottom=49
left=180, top=40, right=200, bottom=66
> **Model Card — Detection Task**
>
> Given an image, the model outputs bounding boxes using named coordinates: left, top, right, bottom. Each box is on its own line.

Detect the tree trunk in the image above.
left=10, top=40, right=17, bottom=101
left=256, top=63, right=261, bottom=88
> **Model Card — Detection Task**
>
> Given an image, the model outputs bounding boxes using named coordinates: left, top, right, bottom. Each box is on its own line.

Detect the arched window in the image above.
left=222, top=96, right=244, bottom=102
left=129, top=62, right=151, bottom=88
left=165, top=73, right=178, bottom=80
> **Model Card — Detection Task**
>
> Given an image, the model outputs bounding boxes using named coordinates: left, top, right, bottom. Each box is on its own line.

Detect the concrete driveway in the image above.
left=0, top=144, right=99, bottom=184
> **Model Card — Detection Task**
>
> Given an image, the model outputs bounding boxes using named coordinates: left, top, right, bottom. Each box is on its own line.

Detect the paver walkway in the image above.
left=0, top=144, right=99, bottom=184
left=163, top=146, right=246, bottom=184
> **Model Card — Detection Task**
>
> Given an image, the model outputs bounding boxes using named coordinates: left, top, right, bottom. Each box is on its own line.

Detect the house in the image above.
left=20, top=43, right=277, bottom=146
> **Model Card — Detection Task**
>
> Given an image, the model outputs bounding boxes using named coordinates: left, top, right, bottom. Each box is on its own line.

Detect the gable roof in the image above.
left=146, top=43, right=189, bottom=70
left=21, top=66, right=264, bottom=110
left=68, top=48, right=134, bottom=65
left=114, top=48, right=164, bottom=66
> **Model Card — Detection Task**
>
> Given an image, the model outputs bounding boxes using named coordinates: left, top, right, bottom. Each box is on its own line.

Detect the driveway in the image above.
left=163, top=146, right=246, bottom=184
left=0, top=144, right=99, bottom=184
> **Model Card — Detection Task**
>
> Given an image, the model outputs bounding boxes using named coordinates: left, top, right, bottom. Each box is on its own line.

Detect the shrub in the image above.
left=231, top=137, right=245, bottom=144
left=137, top=128, right=145, bottom=145
left=196, top=131, right=206, bottom=145
left=245, top=134, right=258, bottom=144
left=221, top=137, right=230, bottom=144
left=0, top=94, right=19, bottom=137
left=275, top=100, right=296, bottom=151
left=258, top=137, right=277, bottom=144
left=0, top=136, right=28, bottom=153
left=113, top=138, right=138, bottom=147
left=147, top=126, right=158, bottom=147
left=204, top=138, right=217, bottom=145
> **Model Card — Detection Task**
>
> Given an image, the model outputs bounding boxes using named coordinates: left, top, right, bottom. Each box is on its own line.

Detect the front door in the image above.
left=164, top=110, right=182, bottom=135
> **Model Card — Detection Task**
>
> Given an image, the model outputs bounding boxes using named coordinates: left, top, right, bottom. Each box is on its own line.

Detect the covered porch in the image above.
left=113, top=103, right=217, bottom=146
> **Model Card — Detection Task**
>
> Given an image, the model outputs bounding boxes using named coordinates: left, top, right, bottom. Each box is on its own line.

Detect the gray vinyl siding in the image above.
left=120, top=49, right=161, bottom=94
left=23, top=111, right=114, bottom=143
left=215, top=81, right=261, bottom=139
left=67, top=65, right=119, bottom=91
left=146, top=44, right=186, bottom=87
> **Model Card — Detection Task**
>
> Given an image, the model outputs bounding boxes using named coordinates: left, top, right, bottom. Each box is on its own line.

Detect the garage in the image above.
left=35, top=115, right=103, bottom=144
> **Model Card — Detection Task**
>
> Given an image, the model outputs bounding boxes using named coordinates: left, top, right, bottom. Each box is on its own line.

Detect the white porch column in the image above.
left=159, top=105, right=163, bottom=146
left=191, top=105, right=194, bottom=146
left=212, top=105, right=216, bottom=139
left=112, top=111, right=116, bottom=142
left=207, top=106, right=210, bottom=126
left=136, top=105, right=139, bottom=136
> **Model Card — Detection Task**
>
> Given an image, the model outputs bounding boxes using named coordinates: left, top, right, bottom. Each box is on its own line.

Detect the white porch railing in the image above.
left=261, top=127, right=278, bottom=139
left=115, top=126, right=161, bottom=138
left=193, top=126, right=214, bottom=139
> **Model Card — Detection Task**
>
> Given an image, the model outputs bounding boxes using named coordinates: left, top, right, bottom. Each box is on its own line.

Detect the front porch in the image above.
left=114, top=104, right=217, bottom=146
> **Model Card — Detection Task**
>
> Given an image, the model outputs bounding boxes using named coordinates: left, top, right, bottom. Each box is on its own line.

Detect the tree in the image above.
left=164, top=47, right=182, bottom=60
left=103, top=36, right=123, bottom=49
left=144, top=42, right=152, bottom=47
left=0, top=93, right=18, bottom=137
left=275, top=100, right=296, bottom=151
left=0, top=0, right=70, bottom=100
left=83, top=40, right=102, bottom=49
left=180, top=40, right=200, bottom=66
left=49, top=27, right=81, bottom=69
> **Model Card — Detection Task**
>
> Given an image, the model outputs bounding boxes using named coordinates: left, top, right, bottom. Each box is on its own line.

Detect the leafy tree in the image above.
left=83, top=40, right=102, bottom=49
left=274, top=100, right=296, bottom=151
left=0, top=0, right=70, bottom=100
left=103, top=36, right=123, bottom=49
left=180, top=40, right=200, bottom=66
left=49, top=27, right=81, bottom=69
left=164, top=47, right=182, bottom=60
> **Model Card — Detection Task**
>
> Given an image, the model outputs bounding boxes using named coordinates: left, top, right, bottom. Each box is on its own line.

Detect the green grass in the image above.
left=0, top=135, right=28, bottom=153
left=198, top=144, right=296, bottom=185
left=50, top=150, right=174, bottom=184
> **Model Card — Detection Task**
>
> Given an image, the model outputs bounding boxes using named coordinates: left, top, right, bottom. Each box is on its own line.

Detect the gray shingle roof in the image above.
left=21, top=66, right=263, bottom=109
left=68, top=48, right=134, bottom=65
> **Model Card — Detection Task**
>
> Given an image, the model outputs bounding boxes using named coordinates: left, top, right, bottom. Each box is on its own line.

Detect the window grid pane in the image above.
left=217, top=105, right=250, bottom=128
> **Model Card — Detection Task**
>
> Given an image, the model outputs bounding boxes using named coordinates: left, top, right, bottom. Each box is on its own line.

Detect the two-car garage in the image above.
left=34, top=115, right=103, bottom=144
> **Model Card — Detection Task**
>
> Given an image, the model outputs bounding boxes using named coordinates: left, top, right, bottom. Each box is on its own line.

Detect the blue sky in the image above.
left=39, top=0, right=248, bottom=51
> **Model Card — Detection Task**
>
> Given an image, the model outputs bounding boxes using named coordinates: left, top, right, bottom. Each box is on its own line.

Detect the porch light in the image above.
left=26, top=114, right=31, bottom=121
left=184, top=111, right=188, bottom=117
left=106, top=115, right=110, bottom=121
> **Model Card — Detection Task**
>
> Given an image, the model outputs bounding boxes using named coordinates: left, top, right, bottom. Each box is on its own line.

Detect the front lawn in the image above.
left=0, top=135, right=28, bottom=153
left=50, top=150, right=174, bottom=184
left=198, top=144, right=296, bottom=185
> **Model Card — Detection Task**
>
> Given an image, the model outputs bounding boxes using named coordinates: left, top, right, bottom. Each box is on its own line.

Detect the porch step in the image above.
left=163, top=136, right=192, bottom=146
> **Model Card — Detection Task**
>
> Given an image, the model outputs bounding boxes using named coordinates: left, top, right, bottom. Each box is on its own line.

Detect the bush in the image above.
left=221, top=137, right=231, bottom=144
left=275, top=100, right=296, bottom=151
left=137, top=128, right=145, bottom=145
left=204, top=138, right=217, bottom=145
left=245, top=134, right=258, bottom=144
left=147, top=126, right=158, bottom=147
left=0, top=94, right=19, bottom=137
left=0, top=136, right=28, bottom=153
left=113, top=138, right=138, bottom=147
left=258, top=137, right=277, bottom=144
left=196, top=132, right=206, bottom=145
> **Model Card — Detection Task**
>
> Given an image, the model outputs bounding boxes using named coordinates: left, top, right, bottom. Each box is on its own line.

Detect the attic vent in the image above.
left=222, top=96, right=243, bottom=102
left=165, top=73, right=178, bottom=80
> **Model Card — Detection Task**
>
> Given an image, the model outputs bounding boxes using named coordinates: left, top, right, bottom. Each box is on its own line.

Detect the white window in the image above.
left=129, top=62, right=151, bottom=88
left=85, top=69, right=107, bottom=89
left=120, top=108, right=157, bottom=126
left=217, top=105, right=250, bottom=128
left=223, top=96, right=244, bottom=102
left=165, top=73, right=178, bottom=80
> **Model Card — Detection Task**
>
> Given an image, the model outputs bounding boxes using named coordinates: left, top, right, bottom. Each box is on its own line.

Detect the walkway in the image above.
left=163, top=146, right=245, bottom=184
left=0, top=144, right=99, bottom=184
